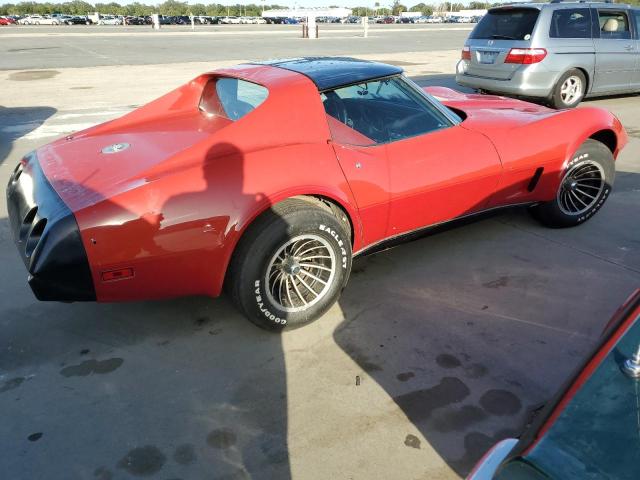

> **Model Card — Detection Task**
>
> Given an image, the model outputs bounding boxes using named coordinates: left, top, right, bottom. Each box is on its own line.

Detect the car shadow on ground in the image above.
left=0, top=141, right=293, bottom=479
left=0, top=106, right=57, bottom=165
left=332, top=167, right=640, bottom=476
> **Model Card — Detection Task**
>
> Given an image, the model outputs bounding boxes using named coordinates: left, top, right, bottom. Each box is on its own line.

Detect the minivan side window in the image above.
left=549, top=8, right=592, bottom=38
left=597, top=10, right=631, bottom=40
left=634, top=10, right=640, bottom=34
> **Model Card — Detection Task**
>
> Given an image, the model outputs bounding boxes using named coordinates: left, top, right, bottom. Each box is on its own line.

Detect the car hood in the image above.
left=424, top=86, right=558, bottom=133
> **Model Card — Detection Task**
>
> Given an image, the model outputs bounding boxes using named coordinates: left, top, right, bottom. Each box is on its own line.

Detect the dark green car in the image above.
left=468, top=289, right=640, bottom=479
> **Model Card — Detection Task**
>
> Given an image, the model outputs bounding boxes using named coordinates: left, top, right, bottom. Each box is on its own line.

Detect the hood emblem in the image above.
left=488, top=40, right=494, bottom=46
left=101, top=143, right=130, bottom=154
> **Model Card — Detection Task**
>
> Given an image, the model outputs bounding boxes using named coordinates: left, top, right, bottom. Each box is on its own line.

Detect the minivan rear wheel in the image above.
left=550, top=69, right=586, bottom=109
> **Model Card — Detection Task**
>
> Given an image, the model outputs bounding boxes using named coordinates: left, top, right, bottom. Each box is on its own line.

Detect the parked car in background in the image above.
left=60, top=15, right=90, bottom=25
left=457, top=2, right=640, bottom=109
left=17, top=15, right=37, bottom=24
left=377, top=16, right=394, bottom=24
left=173, top=15, right=191, bottom=25
left=97, top=15, right=123, bottom=25
left=428, top=15, right=444, bottom=23
left=124, top=16, right=145, bottom=25
left=19, top=14, right=61, bottom=25
left=6, top=57, right=627, bottom=331
left=220, top=16, right=241, bottom=24
left=0, top=16, right=14, bottom=25
left=468, top=289, right=640, bottom=480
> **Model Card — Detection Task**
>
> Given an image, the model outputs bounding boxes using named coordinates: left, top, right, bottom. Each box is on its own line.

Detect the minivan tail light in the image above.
left=461, top=46, right=471, bottom=60
left=504, top=48, right=547, bottom=64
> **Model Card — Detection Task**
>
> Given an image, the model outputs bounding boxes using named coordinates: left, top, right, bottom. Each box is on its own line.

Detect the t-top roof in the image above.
left=254, top=57, right=404, bottom=91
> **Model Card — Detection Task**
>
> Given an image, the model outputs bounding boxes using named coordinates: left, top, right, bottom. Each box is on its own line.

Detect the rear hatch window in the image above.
left=471, top=8, right=540, bottom=40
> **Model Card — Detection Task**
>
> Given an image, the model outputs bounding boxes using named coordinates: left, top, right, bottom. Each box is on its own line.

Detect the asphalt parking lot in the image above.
left=1, top=24, right=639, bottom=480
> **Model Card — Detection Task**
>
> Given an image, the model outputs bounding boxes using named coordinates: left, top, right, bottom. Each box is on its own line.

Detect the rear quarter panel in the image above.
left=75, top=66, right=361, bottom=301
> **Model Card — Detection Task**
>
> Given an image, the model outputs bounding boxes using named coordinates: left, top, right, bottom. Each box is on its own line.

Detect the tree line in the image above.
left=4, top=0, right=620, bottom=18
left=0, top=1, right=287, bottom=16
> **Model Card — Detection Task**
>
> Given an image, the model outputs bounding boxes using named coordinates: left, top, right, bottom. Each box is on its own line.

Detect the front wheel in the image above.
left=530, top=139, right=614, bottom=228
left=227, top=198, right=352, bottom=332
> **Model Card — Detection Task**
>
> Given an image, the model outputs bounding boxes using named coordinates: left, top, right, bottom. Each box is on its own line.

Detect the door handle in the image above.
left=624, top=45, right=634, bottom=51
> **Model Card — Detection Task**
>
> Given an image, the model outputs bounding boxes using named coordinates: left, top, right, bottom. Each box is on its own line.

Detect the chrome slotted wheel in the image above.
left=557, top=160, right=605, bottom=215
left=265, top=234, right=336, bottom=313
left=560, top=76, right=582, bottom=106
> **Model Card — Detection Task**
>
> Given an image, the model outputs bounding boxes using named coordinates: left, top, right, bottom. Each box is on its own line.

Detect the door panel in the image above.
left=592, top=9, right=635, bottom=93
left=386, top=125, right=503, bottom=236
left=331, top=142, right=390, bottom=247
left=633, top=10, right=640, bottom=89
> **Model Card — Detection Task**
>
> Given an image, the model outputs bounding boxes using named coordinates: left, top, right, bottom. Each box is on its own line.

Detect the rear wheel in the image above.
left=550, top=69, right=586, bottom=109
left=530, top=139, right=614, bottom=227
left=227, top=198, right=352, bottom=332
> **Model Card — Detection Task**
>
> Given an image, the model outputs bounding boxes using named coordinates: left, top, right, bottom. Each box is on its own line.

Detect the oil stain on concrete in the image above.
left=0, top=376, right=24, bottom=393
left=396, top=371, right=415, bottom=382
left=394, top=377, right=470, bottom=424
left=206, top=428, right=237, bottom=450
left=431, top=405, right=489, bottom=433
left=117, top=445, right=166, bottom=476
left=436, top=353, right=462, bottom=369
left=404, top=434, right=421, bottom=449
left=27, top=432, right=43, bottom=442
left=479, top=389, right=522, bottom=416
left=8, top=70, right=60, bottom=81
left=483, top=276, right=510, bottom=289
left=60, top=358, right=124, bottom=377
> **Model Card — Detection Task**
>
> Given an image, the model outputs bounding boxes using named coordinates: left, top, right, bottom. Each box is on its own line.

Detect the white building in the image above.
left=262, top=7, right=352, bottom=18
left=445, top=9, right=487, bottom=18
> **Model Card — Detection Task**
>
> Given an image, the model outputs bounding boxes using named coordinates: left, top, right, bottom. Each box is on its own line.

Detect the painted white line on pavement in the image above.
left=0, top=26, right=473, bottom=39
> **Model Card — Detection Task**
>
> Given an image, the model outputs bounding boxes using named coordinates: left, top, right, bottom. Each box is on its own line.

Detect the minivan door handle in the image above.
left=624, top=44, right=634, bottom=51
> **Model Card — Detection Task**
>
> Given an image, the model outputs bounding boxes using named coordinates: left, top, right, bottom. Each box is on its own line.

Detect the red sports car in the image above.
left=7, top=57, right=627, bottom=331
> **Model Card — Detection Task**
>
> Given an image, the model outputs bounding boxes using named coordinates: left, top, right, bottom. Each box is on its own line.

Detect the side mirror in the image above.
left=622, top=344, right=640, bottom=378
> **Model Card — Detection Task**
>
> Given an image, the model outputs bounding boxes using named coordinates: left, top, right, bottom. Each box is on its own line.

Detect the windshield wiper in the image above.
left=490, top=34, right=517, bottom=40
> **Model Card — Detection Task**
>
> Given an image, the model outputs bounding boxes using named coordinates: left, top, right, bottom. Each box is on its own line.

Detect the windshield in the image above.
left=471, top=8, right=540, bottom=40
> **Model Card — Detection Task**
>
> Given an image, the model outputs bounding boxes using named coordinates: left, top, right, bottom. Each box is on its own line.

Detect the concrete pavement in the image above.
left=0, top=38, right=639, bottom=480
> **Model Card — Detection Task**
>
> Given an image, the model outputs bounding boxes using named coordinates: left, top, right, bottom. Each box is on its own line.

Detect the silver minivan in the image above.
left=456, top=1, right=640, bottom=108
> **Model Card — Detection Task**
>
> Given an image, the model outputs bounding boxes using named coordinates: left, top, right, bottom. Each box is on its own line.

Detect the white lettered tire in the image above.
left=530, top=139, right=615, bottom=228
left=227, top=198, right=352, bottom=331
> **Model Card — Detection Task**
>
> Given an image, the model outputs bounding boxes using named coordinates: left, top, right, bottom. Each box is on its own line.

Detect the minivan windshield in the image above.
left=471, top=8, right=540, bottom=40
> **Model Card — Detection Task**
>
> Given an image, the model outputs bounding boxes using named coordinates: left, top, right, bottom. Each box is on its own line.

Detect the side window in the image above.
left=321, top=76, right=452, bottom=146
left=549, top=8, right=591, bottom=39
left=598, top=10, right=631, bottom=40
left=634, top=11, right=640, bottom=35
left=199, top=77, right=268, bottom=121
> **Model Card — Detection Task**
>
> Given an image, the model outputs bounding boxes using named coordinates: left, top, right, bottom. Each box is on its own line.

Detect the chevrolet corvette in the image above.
left=7, top=57, right=627, bottom=331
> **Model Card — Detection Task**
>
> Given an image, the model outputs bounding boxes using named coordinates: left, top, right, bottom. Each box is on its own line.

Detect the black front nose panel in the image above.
left=6, top=152, right=96, bottom=301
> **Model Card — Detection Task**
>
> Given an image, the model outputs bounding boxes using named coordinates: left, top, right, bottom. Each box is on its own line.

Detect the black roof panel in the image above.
left=254, top=57, right=403, bottom=90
